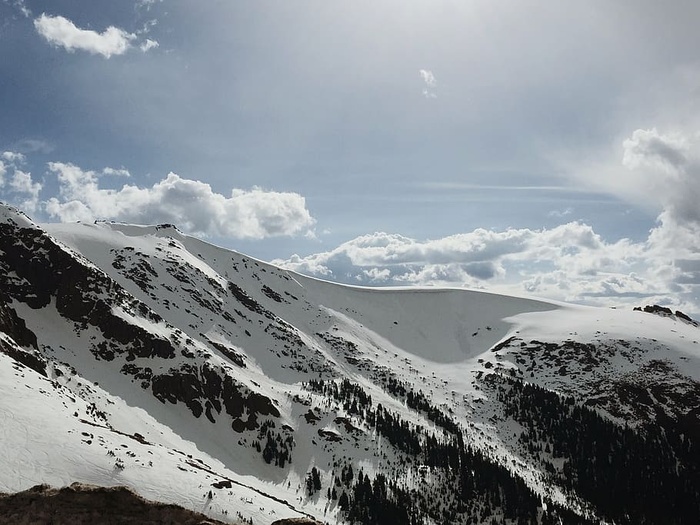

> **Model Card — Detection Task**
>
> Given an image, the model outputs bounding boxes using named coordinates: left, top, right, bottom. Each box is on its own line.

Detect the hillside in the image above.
left=0, top=203, right=698, bottom=524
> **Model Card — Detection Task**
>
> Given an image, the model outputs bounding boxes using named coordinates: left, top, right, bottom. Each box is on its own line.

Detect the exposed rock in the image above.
left=205, top=337, right=246, bottom=368
left=0, top=224, right=176, bottom=363
left=643, top=304, right=673, bottom=315
left=317, top=428, right=342, bottom=442
left=0, top=335, right=46, bottom=377
left=675, top=310, right=698, bottom=326
left=151, top=362, right=279, bottom=430
left=261, top=285, right=288, bottom=304
left=228, top=281, right=267, bottom=316
left=0, top=483, right=228, bottom=525
left=271, top=518, right=323, bottom=525
left=634, top=305, right=699, bottom=326
left=0, top=301, right=38, bottom=349
left=303, top=410, right=321, bottom=424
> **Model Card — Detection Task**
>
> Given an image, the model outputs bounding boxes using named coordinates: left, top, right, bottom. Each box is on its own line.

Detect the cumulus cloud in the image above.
left=33, top=14, right=157, bottom=58
left=273, top=221, right=692, bottom=308
left=278, top=223, right=608, bottom=279
left=603, top=128, right=700, bottom=291
left=622, top=128, right=689, bottom=173
left=573, top=128, right=700, bottom=229
left=139, top=38, right=159, bottom=52
left=43, top=162, right=315, bottom=239
left=419, top=69, right=437, bottom=98
left=10, top=170, right=41, bottom=198
left=2, top=151, right=26, bottom=163
left=0, top=152, right=42, bottom=211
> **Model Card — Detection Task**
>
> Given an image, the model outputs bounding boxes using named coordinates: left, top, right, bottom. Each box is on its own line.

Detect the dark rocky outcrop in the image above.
left=0, top=224, right=177, bottom=363
left=151, top=362, right=279, bottom=430
left=0, top=483, right=228, bottom=525
left=634, top=304, right=699, bottom=326
left=0, top=336, right=46, bottom=376
left=0, top=301, right=46, bottom=376
left=205, top=338, right=246, bottom=368
left=0, top=301, right=38, bottom=349
left=271, top=519, right=323, bottom=525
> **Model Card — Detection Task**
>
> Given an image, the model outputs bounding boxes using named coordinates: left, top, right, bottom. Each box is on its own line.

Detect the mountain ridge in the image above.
left=0, top=203, right=698, bottom=524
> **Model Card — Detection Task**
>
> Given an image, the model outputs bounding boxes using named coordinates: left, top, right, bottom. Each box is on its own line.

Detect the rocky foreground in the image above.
left=0, top=483, right=230, bottom=525
left=0, top=483, right=326, bottom=525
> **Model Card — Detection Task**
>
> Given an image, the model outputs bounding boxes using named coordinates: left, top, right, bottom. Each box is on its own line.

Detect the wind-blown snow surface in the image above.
left=1, top=204, right=699, bottom=524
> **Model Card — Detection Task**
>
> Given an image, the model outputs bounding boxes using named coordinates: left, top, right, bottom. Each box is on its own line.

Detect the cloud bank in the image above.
left=275, top=128, right=700, bottom=313
left=275, top=222, right=689, bottom=309
left=34, top=14, right=157, bottom=58
left=276, top=223, right=639, bottom=290
left=43, top=162, right=315, bottom=239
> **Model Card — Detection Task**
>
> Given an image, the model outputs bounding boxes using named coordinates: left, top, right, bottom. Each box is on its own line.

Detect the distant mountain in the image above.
left=0, top=203, right=698, bottom=524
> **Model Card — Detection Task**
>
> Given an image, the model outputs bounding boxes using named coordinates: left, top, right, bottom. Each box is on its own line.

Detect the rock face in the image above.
left=0, top=301, right=38, bottom=350
left=0, top=483, right=228, bottom=525
left=0, top=217, right=280, bottom=432
left=271, top=519, right=324, bottom=525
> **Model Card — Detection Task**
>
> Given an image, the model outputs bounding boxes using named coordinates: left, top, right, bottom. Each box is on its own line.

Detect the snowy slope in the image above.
left=1, top=204, right=699, bottom=524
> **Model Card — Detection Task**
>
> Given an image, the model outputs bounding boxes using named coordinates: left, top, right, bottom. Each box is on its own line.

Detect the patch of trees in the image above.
left=306, top=467, right=322, bottom=496
left=335, top=458, right=588, bottom=525
left=308, top=379, right=591, bottom=524
left=252, top=420, right=294, bottom=468
left=494, top=376, right=700, bottom=525
left=338, top=471, right=418, bottom=525
left=307, top=378, right=373, bottom=419
left=382, top=375, right=461, bottom=435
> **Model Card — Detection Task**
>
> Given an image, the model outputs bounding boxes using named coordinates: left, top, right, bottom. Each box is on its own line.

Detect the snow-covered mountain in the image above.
left=0, top=203, right=698, bottom=524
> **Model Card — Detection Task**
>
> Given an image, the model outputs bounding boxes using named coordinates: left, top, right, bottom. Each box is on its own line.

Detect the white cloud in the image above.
left=568, top=128, right=700, bottom=228
left=273, top=220, right=700, bottom=310
left=622, top=128, right=689, bottom=173
left=33, top=14, right=157, bottom=58
left=548, top=207, right=573, bottom=218
left=136, top=0, right=162, bottom=11
left=101, top=167, right=131, bottom=177
left=10, top=170, right=41, bottom=198
left=43, top=162, right=315, bottom=239
left=2, top=151, right=25, bottom=163
left=139, top=38, right=159, bottom=52
left=419, top=69, right=437, bottom=99
left=419, top=69, right=436, bottom=87
left=3, top=0, right=30, bottom=17
left=0, top=154, right=42, bottom=212
left=363, top=267, right=391, bottom=282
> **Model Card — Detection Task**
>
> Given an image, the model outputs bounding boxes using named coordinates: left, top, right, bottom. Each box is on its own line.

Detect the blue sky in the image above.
left=2, top=0, right=700, bottom=313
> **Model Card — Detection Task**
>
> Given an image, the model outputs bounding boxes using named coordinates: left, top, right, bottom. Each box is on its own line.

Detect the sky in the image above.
left=2, top=0, right=700, bottom=314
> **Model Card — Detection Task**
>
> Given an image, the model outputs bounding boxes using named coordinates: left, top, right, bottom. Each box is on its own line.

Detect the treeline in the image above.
left=339, top=472, right=419, bottom=525
left=306, top=378, right=594, bottom=524
left=495, top=376, right=700, bottom=524
left=383, top=375, right=461, bottom=435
